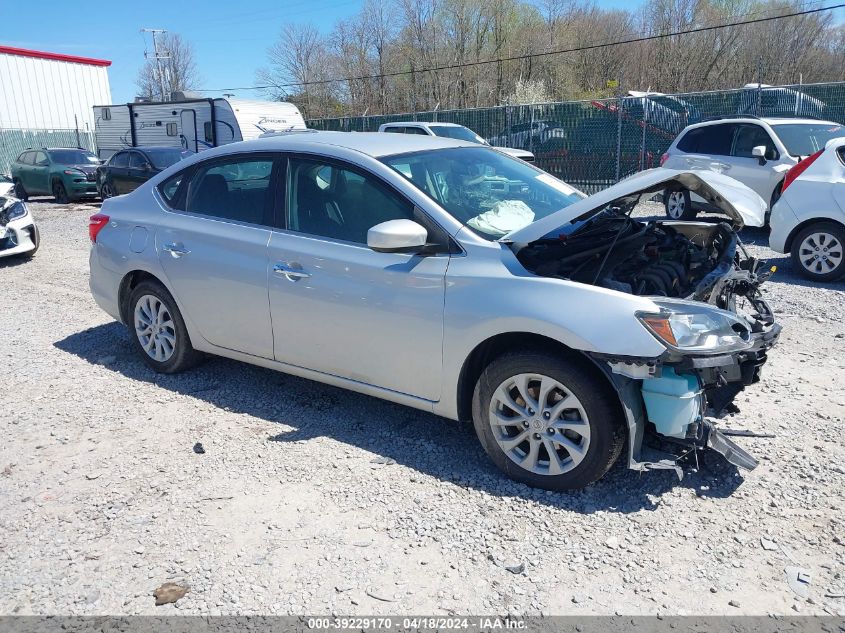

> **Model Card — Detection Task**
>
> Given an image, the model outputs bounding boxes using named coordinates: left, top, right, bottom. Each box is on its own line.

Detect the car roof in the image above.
left=128, top=146, right=187, bottom=152
left=686, top=117, right=838, bottom=129
left=207, top=131, right=476, bottom=158
left=382, top=121, right=462, bottom=128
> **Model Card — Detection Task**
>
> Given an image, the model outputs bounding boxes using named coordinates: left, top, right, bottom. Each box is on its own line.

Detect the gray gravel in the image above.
left=0, top=198, right=843, bottom=616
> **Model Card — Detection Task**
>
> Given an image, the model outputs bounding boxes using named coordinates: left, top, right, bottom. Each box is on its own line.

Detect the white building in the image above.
left=0, top=45, right=112, bottom=173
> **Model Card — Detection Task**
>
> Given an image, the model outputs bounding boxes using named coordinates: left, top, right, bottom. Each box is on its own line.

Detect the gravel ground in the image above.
left=1, top=198, right=843, bottom=616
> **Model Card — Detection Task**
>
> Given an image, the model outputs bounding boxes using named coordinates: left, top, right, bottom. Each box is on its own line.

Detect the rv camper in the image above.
left=93, top=97, right=306, bottom=159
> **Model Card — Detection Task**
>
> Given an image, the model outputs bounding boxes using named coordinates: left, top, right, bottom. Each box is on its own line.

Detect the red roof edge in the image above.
left=0, top=45, right=111, bottom=67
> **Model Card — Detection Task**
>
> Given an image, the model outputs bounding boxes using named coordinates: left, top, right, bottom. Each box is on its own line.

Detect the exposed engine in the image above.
left=515, top=207, right=774, bottom=324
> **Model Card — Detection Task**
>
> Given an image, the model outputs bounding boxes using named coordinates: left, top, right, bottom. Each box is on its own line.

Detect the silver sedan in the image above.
left=88, top=132, right=779, bottom=490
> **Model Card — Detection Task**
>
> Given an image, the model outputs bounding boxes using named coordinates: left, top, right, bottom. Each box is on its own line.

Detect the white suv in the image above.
left=379, top=122, right=535, bottom=162
left=660, top=116, right=845, bottom=221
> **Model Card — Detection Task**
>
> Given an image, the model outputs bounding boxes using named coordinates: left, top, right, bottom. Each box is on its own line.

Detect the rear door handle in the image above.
left=273, top=262, right=310, bottom=281
left=162, top=242, right=191, bottom=258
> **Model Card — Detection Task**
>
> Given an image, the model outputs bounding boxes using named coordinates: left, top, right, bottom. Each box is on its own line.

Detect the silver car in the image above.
left=88, top=132, right=779, bottom=490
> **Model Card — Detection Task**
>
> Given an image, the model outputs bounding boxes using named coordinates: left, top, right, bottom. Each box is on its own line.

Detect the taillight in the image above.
left=660, top=152, right=670, bottom=166
left=782, top=149, right=824, bottom=192
left=89, top=213, right=110, bottom=243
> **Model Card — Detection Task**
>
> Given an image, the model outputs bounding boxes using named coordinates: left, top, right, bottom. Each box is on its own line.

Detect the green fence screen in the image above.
left=307, top=81, right=845, bottom=193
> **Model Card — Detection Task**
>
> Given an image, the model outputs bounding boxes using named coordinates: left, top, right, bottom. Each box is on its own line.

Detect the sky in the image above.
left=4, top=0, right=641, bottom=104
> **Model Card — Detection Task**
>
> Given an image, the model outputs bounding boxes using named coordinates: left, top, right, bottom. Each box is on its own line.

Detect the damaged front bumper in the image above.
left=0, top=198, right=38, bottom=259
left=593, top=317, right=781, bottom=478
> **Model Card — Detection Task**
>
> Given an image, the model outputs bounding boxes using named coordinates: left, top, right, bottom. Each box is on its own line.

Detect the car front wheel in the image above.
left=791, top=221, right=845, bottom=282
left=664, top=188, right=696, bottom=220
left=13, top=179, right=28, bottom=201
left=52, top=181, right=69, bottom=204
left=129, top=280, right=203, bottom=373
left=472, top=351, right=625, bottom=491
left=101, top=182, right=116, bottom=199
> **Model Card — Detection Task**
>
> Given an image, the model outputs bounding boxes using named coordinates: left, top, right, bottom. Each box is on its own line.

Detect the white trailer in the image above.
left=93, top=97, right=306, bottom=159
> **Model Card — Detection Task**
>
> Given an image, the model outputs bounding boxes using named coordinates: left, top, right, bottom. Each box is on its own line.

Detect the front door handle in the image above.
left=162, top=242, right=191, bottom=258
left=273, top=262, right=310, bottom=281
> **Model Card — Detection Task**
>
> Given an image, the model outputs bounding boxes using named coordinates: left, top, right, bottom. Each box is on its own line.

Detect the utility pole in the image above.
left=141, top=28, right=170, bottom=101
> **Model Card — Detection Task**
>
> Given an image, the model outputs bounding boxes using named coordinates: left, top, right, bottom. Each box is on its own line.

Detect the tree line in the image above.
left=255, top=0, right=845, bottom=118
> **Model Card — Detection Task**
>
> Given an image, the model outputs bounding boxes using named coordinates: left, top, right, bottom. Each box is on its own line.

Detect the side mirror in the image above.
left=367, top=219, right=427, bottom=253
left=752, top=145, right=767, bottom=164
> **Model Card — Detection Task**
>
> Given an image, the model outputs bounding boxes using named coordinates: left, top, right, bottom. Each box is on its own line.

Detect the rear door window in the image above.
left=183, top=156, right=276, bottom=225
left=110, top=152, right=130, bottom=168
left=694, top=123, right=735, bottom=156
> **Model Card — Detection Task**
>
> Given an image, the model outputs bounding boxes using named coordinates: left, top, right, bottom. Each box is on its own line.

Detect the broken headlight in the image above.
left=1, top=200, right=28, bottom=223
left=637, top=299, right=752, bottom=354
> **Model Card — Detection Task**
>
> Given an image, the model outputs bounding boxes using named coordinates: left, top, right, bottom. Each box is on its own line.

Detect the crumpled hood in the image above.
left=502, top=168, right=767, bottom=244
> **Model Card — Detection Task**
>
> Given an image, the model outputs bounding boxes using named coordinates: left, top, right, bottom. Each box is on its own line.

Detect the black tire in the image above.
left=664, top=187, right=697, bottom=220
left=790, top=221, right=845, bottom=282
left=472, top=350, right=625, bottom=491
left=52, top=181, right=69, bottom=204
left=128, top=280, right=203, bottom=373
left=12, top=179, right=28, bottom=201
left=101, top=182, right=116, bottom=199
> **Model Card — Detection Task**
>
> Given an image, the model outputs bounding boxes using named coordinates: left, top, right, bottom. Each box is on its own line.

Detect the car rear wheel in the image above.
left=12, top=179, right=28, bottom=201
left=52, top=181, right=69, bottom=204
left=664, top=188, right=696, bottom=220
left=472, top=350, right=625, bottom=491
left=129, top=280, right=203, bottom=373
left=791, top=222, right=845, bottom=282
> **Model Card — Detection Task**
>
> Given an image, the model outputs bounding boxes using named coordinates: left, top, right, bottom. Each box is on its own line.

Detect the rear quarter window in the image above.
left=676, top=128, right=704, bottom=152
left=158, top=172, right=186, bottom=206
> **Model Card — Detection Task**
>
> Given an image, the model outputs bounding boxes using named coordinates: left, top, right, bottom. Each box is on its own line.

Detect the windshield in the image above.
left=383, top=147, right=584, bottom=240
left=429, top=125, right=486, bottom=144
left=771, top=123, right=845, bottom=156
left=47, top=150, right=100, bottom=165
left=145, top=148, right=191, bottom=170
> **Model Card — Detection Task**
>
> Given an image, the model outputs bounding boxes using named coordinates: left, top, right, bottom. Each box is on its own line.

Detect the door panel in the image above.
left=156, top=154, right=279, bottom=358
left=267, top=233, right=448, bottom=400
left=727, top=124, right=785, bottom=202
left=180, top=109, right=198, bottom=153
left=157, top=214, right=274, bottom=358
left=32, top=152, right=50, bottom=194
left=127, top=152, right=149, bottom=193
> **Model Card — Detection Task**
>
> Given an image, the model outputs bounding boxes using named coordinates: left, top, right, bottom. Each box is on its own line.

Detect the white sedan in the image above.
left=770, top=137, right=845, bottom=281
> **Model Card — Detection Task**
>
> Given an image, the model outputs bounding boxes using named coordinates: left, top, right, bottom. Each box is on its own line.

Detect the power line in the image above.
left=195, top=2, right=845, bottom=93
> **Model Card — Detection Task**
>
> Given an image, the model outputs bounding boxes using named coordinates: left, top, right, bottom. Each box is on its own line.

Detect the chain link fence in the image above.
left=308, top=81, right=845, bottom=193
left=0, top=128, right=96, bottom=176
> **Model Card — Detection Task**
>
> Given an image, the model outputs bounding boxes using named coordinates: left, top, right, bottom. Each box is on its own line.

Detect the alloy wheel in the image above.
left=666, top=191, right=686, bottom=219
left=488, top=373, right=591, bottom=476
left=134, top=294, right=177, bottom=362
left=798, top=231, right=842, bottom=275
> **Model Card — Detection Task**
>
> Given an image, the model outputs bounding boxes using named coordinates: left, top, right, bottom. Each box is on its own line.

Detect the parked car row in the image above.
left=660, top=114, right=845, bottom=281
left=9, top=146, right=192, bottom=204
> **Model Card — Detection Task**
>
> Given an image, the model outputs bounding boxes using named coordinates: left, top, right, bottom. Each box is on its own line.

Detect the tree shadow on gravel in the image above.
left=56, top=322, right=748, bottom=514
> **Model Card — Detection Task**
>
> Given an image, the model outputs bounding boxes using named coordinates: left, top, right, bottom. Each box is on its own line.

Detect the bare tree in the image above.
left=260, top=0, right=845, bottom=116
left=136, top=33, right=200, bottom=101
